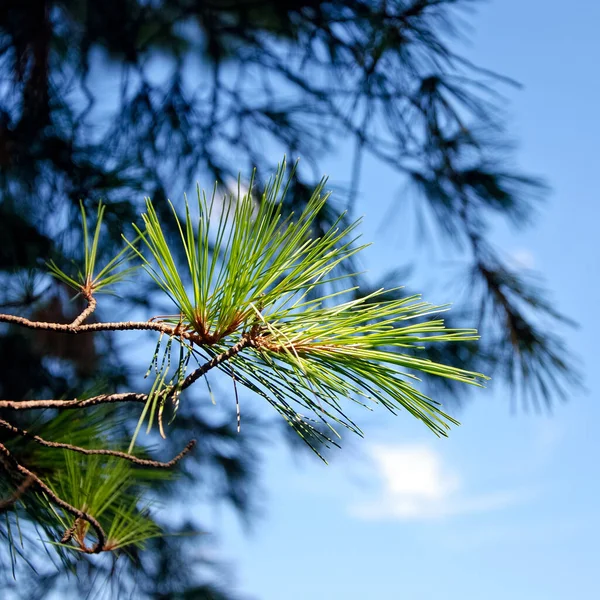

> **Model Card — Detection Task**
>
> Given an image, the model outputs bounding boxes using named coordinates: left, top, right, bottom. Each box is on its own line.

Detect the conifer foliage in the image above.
left=0, top=162, right=485, bottom=555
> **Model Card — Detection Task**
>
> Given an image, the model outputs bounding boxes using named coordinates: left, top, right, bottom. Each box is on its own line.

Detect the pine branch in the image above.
left=0, top=442, right=106, bottom=554
left=0, top=419, right=195, bottom=469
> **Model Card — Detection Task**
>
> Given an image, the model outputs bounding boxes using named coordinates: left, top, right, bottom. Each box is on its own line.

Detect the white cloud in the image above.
left=510, top=248, right=536, bottom=269
left=369, top=444, right=459, bottom=499
left=349, top=443, right=528, bottom=521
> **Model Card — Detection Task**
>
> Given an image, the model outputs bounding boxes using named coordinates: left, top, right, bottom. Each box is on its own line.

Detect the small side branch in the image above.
left=70, top=293, right=97, bottom=327
left=0, top=442, right=106, bottom=553
left=180, top=334, right=256, bottom=390
left=0, top=418, right=196, bottom=469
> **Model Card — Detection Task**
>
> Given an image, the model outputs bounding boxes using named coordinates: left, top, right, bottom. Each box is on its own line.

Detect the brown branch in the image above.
left=0, top=418, right=196, bottom=468
left=179, top=334, right=256, bottom=390
left=0, top=313, right=198, bottom=340
left=60, top=520, right=80, bottom=545
left=0, top=442, right=106, bottom=553
left=70, top=292, right=97, bottom=327
left=0, top=392, right=148, bottom=411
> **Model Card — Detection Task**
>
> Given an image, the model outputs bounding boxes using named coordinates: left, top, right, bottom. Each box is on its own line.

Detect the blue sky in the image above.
left=206, top=2, right=600, bottom=598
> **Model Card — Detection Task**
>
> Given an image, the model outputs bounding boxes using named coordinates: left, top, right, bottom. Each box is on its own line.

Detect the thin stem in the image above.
left=60, top=521, right=80, bottom=545
left=0, top=418, right=196, bottom=469
left=180, top=334, right=255, bottom=390
left=70, top=293, right=97, bottom=327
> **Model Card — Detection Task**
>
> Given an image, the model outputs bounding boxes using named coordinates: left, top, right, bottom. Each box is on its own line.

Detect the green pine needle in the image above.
left=47, top=200, right=139, bottom=295
left=131, top=158, right=488, bottom=455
